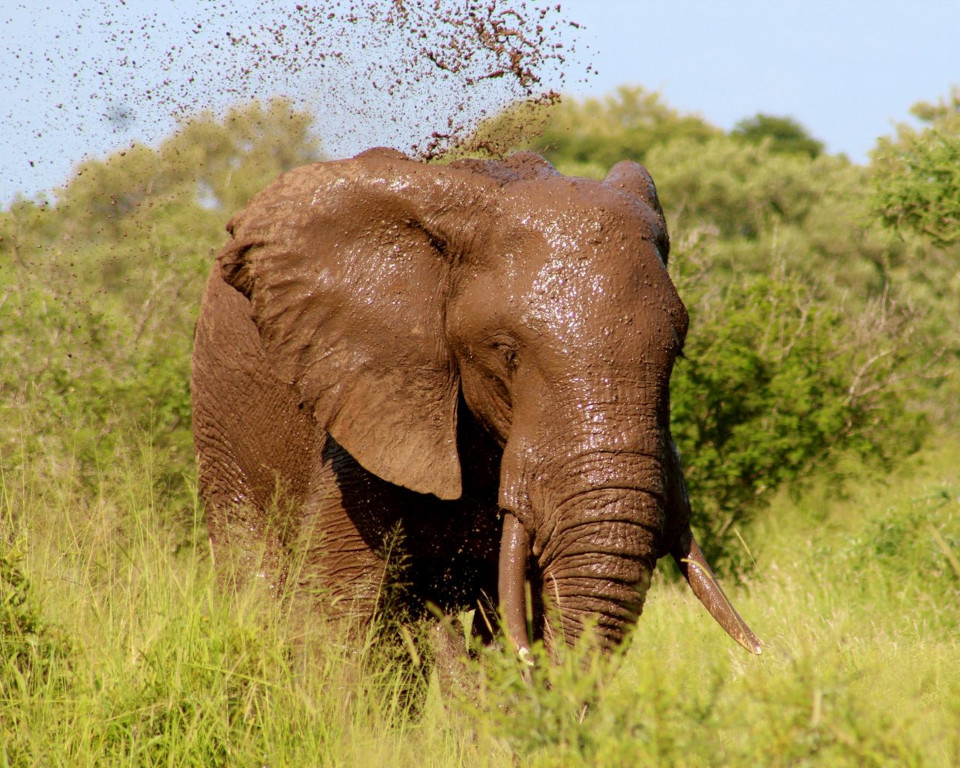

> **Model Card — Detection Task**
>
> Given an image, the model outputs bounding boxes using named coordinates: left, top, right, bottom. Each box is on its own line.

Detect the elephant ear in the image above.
left=218, top=151, right=473, bottom=500
left=602, top=161, right=670, bottom=264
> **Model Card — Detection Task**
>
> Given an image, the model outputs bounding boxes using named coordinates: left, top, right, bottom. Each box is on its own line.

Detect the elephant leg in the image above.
left=202, top=486, right=287, bottom=597
left=283, top=435, right=404, bottom=627
left=192, top=269, right=316, bottom=596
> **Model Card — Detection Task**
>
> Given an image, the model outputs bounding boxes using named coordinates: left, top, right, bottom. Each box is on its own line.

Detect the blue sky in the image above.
left=2, top=1, right=958, bottom=203
left=564, top=1, right=959, bottom=158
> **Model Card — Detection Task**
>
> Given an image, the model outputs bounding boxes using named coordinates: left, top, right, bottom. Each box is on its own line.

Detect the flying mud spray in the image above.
left=4, top=1, right=594, bottom=189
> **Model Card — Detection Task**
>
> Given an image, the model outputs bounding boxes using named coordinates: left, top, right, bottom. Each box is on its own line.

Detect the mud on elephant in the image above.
left=191, top=148, right=760, bottom=656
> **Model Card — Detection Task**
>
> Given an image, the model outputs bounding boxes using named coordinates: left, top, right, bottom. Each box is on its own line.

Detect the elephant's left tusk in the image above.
left=498, top=512, right=532, bottom=657
left=673, top=533, right=762, bottom=655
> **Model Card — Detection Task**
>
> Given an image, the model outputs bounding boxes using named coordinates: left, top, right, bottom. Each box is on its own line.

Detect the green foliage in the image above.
left=647, top=134, right=828, bottom=239
left=3, top=434, right=959, bottom=766
left=871, top=86, right=960, bottom=246
left=0, top=98, right=322, bottom=512
left=670, top=270, right=922, bottom=561
left=0, top=537, right=70, bottom=698
left=537, top=86, right=718, bottom=167
left=732, top=113, right=825, bottom=158
left=853, top=484, right=960, bottom=588
left=469, top=86, right=718, bottom=174
left=56, top=99, right=321, bottom=226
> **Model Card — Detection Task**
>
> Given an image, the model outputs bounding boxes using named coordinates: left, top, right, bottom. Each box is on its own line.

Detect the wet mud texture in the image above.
left=193, top=148, right=683, bottom=648
left=192, top=147, right=763, bottom=654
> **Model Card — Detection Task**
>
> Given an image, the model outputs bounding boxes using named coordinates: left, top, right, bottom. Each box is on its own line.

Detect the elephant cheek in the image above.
left=459, top=370, right=512, bottom=441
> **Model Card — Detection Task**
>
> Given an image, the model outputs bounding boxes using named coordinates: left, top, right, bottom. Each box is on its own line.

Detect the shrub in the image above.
left=871, top=87, right=960, bottom=247
left=0, top=536, right=71, bottom=696
left=670, top=267, right=924, bottom=567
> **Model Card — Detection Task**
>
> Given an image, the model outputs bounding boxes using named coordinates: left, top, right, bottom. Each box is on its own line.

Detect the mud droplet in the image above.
left=4, top=1, right=594, bottom=198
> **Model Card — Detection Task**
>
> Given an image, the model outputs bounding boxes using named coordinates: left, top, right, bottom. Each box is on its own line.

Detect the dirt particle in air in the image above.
left=4, top=1, right=592, bottom=198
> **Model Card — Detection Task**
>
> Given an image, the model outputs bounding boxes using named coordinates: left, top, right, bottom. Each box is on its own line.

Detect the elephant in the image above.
left=191, top=147, right=761, bottom=657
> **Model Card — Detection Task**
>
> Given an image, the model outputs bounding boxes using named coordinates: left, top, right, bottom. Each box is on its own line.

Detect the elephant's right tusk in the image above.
left=673, top=533, right=762, bottom=655
left=498, top=512, right=533, bottom=658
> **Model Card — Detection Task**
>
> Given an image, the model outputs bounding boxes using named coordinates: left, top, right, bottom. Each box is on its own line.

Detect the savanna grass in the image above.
left=1, top=428, right=958, bottom=766
left=0, top=435, right=481, bottom=766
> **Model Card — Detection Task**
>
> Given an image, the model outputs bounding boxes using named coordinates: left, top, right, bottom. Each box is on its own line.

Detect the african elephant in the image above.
left=191, top=148, right=760, bottom=656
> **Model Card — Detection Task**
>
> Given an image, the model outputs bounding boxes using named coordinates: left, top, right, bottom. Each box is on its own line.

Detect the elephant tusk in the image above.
left=673, top=533, right=762, bottom=655
left=498, top=512, right=533, bottom=658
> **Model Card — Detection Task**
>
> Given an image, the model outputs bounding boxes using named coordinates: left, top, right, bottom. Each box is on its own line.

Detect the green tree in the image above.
left=467, top=86, right=719, bottom=176
left=670, top=268, right=922, bottom=566
left=0, top=99, right=323, bottom=507
left=644, top=134, right=825, bottom=239
left=871, top=86, right=960, bottom=246
left=731, top=113, right=825, bottom=158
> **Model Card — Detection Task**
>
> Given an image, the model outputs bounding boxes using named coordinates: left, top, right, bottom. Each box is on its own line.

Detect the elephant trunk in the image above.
left=497, top=451, right=762, bottom=656
left=536, top=487, right=661, bottom=650
left=499, top=510, right=655, bottom=654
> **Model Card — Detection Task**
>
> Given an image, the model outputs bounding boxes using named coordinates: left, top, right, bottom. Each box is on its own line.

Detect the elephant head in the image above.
left=217, top=148, right=760, bottom=655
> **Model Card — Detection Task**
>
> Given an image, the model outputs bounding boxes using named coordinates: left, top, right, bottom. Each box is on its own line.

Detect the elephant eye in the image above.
left=493, top=341, right=518, bottom=370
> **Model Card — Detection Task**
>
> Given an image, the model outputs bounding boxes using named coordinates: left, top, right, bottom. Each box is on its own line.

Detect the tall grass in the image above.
left=2, top=428, right=958, bottom=766
left=0, top=437, right=467, bottom=766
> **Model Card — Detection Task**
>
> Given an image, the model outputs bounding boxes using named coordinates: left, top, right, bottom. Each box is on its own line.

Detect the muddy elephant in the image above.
left=191, top=148, right=760, bottom=656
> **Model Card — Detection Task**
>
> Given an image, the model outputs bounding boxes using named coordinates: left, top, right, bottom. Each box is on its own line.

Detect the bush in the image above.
left=871, top=87, right=960, bottom=247
left=0, top=536, right=71, bottom=697
left=670, top=265, right=924, bottom=567
left=0, top=99, right=322, bottom=514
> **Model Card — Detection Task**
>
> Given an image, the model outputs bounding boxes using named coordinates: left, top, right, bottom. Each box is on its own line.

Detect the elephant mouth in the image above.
left=496, top=511, right=762, bottom=657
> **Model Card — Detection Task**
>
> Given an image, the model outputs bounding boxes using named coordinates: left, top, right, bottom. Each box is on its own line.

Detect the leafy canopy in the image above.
left=731, top=113, right=825, bottom=158
left=871, top=86, right=960, bottom=246
left=0, top=98, right=322, bottom=509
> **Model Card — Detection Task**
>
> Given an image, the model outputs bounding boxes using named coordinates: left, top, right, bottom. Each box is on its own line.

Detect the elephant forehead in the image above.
left=523, top=271, right=682, bottom=365
left=526, top=255, right=621, bottom=333
left=513, top=233, right=682, bottom=342
left=501, top=176, right=666, bottom=253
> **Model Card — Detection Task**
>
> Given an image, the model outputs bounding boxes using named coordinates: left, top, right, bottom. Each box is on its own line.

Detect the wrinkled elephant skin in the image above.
left=191, top=148, right=760, bottom=655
